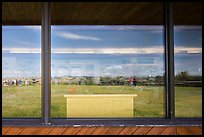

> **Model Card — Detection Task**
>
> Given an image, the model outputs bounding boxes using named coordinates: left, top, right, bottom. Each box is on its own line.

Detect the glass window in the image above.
left=51, top=25, right=165, bottom=118
left=2, top=26, right=41, bottom=118
left=2, top=2, right=202, bottom=127
left=174, top=26, right=202, bottom=117
left=173, top=2, right=202, bottom=117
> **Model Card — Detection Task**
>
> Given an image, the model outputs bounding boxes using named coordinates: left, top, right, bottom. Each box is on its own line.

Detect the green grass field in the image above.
left=2, top=85, right=202, bottom=118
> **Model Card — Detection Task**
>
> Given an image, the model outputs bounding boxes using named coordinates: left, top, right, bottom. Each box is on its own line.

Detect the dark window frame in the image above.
left=2, top=2, right=202, bottom=126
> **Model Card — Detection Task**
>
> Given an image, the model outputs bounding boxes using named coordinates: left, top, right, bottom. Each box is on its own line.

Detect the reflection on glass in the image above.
left=2, top=26, right=41, bottom=117
left=51, top=26, right=165, bottom=118
left=174, top=26, right=202, bottom=117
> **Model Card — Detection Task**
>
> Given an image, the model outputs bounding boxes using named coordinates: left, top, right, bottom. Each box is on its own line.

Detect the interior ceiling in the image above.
left=2, top=2, right=202, bottom=25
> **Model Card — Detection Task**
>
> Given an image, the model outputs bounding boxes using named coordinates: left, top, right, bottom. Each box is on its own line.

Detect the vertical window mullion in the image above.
left=41, top=2, right=51, bottom=124
left=164, top=2, right=175, bottom=120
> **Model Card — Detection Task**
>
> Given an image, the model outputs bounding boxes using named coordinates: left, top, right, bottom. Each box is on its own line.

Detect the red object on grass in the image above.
left=68, top=88, right=77, bottom=94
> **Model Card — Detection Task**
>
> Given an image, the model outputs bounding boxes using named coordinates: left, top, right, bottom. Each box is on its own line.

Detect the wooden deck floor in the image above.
left=2, top=126, right=202, bottom=135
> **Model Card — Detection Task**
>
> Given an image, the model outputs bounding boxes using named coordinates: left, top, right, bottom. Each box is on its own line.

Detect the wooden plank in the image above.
left=4, top=127, right=25, bottom=135
left=90, top=127, right=110, bottom=135
left=2, top=127, right=10, bottom=135
left=62, top=127, right=82, bottom=135
left=76, top=127, right=96, bottom=135
left=118, top=127, right=139, bottom=135
left=47, top=127, right=68, bottom=135
left=104, top=127, right=124, bottom=135
left=177, top=127, right=196, bottom=135
left=146, top=127, right=168, bottom=135
left=3, top=2, right=201, bottom=25
left=132, top=127, right=152, bottom=135
left=185, top=127, right=202, bottom=135
left=32, top=127, right=53, bottom=135
left=2, top=126, right=201, bottom=135
left=19, top=127, right=39, bottom=135
left=161, top=127, right=176, bottom=135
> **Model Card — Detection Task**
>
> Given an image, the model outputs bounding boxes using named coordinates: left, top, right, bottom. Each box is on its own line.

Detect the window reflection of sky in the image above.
left=2, top=26, right=202, bottom=78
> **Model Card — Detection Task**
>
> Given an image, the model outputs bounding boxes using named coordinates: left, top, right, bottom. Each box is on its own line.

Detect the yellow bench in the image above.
left=64, top=94, right=137, bottom=117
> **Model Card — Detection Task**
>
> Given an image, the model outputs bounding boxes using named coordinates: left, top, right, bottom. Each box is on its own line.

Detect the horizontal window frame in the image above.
left=2, top=2, right=202, bottom=126
left=2, top=118, right=202, bottom=126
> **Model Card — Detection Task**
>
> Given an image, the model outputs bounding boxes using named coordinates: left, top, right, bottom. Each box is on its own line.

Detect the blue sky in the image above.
left=2, top=25, right=202, bottom=78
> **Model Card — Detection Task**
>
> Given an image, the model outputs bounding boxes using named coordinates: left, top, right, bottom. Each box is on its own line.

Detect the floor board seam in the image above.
left=75, top=127, right=83, bottom=135
left=46, top=127, right=54, bottom=135
left=130, top=127, right=139, bottom=135
left=117, top=127, right=125, bottom=135
left=59, top=127, right=69, bottom=135
left=17, top=127, right=26, bottom=135
left=3, top=127, right=11, bottom=135
left=144, top=127, right=153, bottom=135
left=160, top=127, right=171, bottom=135
left=61, top=127, right=70, bottom=135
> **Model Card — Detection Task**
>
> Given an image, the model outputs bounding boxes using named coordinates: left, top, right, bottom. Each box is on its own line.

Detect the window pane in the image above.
left=174, top=26, right=202, bottom=117
left=51, top=25, right=165, bottom=118
left=2, top=26, right=41, bottom=118
left=173, top=2, right=202, bottom=117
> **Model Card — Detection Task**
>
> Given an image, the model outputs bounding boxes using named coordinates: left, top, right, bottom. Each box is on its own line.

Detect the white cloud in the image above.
left=51, top=47, right=164, bottom=54
left=114, top=26, right=163, bottom=33
left=105, top=65, right=123, bottom=70
left=23, top=26, right=41, bottom=31
left=56, top=32, right=101, bottom=41
left=2, top=47, right=202, bottom=54
left=51, top=25, right=163, bottom=30
left=14, top=40, right=35, bottom=47
left=174, top=26, right=202, bottom=32
left=2, top=48, right=41, bottom=53
left=174, top=26, right=201, bottom=30
left=174, top=47, right=202, bottom=53
left=150, top=29, right=163, bottom=33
